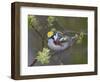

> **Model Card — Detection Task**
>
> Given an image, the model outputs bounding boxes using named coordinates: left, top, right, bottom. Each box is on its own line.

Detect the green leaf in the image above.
left=47, top=16, right=55, bottom=27
left=28, top=15, right=37, bottom=28
left=36, top=48, right=51, bottom=64
left=76, top=32, right=84, bottom=44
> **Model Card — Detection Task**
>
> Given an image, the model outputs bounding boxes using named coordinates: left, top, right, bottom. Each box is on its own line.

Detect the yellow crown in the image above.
left=47, top=31, right=54, bottom=38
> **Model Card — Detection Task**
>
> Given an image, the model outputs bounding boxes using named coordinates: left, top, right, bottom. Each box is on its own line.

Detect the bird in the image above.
left=47, top=30, right=77, bottom=51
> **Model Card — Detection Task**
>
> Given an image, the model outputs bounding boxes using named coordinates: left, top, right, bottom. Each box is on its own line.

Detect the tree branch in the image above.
left=31, top=25, right=43, bottom=38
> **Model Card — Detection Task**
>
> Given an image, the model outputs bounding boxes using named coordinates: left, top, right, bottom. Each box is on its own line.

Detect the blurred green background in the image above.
left=28, top=15, right=88, bottom=66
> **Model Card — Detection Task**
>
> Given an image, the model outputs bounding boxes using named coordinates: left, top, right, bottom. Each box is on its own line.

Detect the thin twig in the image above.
left=31, top=25, right=43, bottom=38
left=29, top=58, right=37, bottom=66
left=63, top=31, right=87, bottom=35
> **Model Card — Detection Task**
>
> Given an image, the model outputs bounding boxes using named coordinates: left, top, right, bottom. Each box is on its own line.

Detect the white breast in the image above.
left=48, top=39, right=70, bottom=51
